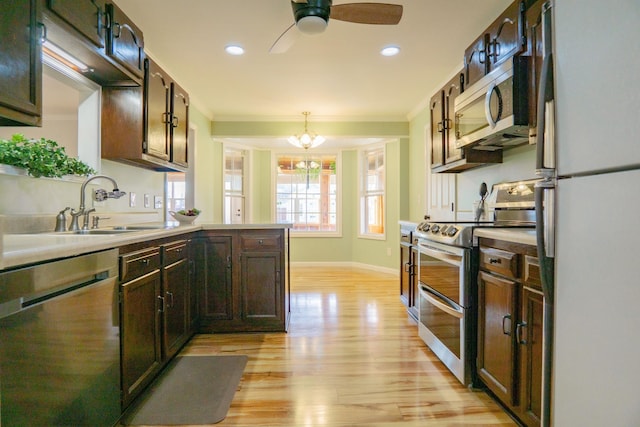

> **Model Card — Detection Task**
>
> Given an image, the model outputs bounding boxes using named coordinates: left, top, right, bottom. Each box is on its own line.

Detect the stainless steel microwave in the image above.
left=454, top=56, right=530, bottom=150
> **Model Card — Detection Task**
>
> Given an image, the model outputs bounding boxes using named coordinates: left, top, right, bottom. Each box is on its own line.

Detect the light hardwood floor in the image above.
left=180, top=266, right=517, bottom=426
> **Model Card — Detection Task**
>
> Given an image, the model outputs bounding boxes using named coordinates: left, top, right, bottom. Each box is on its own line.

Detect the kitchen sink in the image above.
left=73, top=229, right=138, bottom=235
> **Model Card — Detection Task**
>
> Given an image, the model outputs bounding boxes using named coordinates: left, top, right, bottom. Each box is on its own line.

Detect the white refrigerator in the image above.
left=537, top=1, right=640, bottom=425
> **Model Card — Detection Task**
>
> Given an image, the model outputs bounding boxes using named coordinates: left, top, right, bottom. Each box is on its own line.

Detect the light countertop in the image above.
left=1, top=223, right=291, bottom=270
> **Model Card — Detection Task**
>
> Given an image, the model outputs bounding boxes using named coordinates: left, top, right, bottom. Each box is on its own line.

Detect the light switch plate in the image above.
left=144, top=194, right=150, bottom=208
left=154, top=196, right=162, bottom=209
left=129, top=192, right=136, bottom=207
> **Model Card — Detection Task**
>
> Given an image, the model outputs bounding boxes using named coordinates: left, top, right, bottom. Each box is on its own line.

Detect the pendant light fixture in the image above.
left=288, top=111, right=325, bottom=150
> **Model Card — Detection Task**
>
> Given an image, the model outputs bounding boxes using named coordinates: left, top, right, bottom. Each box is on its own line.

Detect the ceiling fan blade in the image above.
left=269, top=22, right=301, bottom=54
left=330, top=3, right=403, bottom=25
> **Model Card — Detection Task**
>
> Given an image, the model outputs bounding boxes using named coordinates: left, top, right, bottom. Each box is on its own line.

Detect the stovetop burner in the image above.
left=414, top=220, right=535, bottom=248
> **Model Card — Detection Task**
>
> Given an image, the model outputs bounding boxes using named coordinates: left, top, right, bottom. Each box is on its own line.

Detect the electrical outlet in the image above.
left=387, top=247, right=392, bottom=256
left=144, top=194, right=150, bottom=208
left=154, top=196, right=162, bottom=209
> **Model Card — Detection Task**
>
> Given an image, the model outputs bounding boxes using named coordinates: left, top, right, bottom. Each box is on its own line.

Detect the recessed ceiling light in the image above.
left=380, top=45, right=400, bottom=57
left=225, top=45, right=245, bottom=56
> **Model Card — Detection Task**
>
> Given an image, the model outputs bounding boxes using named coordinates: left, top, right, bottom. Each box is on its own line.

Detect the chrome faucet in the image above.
left=68, top=175, right=126, bottom=231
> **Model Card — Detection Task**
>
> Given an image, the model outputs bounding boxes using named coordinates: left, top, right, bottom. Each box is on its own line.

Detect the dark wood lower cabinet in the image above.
left=477, top=238, right=543, bottom=427
left=119, top=247, right=163, bottom=408
left=161, top=240, right=191, bottom=360
left=196, top=228, right=290, bottom=333
left=119, top=238, right=192, bottom=409
left=477, top=270, right=518, bottom=406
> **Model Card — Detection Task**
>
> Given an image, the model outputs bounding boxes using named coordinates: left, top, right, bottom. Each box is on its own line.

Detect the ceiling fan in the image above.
left=270, top=0, right=403, bottom=53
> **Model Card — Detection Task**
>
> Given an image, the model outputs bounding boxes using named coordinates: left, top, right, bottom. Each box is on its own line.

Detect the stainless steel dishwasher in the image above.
left=0, top=249, right=120, bottom=426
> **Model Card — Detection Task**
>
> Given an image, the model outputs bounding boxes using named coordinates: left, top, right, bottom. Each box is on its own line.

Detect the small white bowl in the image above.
left=169, top=211, right=199, bottom=224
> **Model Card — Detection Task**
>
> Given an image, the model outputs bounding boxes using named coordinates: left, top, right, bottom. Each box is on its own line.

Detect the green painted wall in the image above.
left=192, top=107, right=223, bottom=223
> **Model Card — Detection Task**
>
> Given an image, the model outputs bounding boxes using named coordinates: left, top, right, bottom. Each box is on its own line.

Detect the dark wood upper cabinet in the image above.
left=464, top=34, right=488, bottom=89
left=464, top=0, right=526, bottom=88
left=145, top=58, right=171, bottom=161
left=170, top=81, right=189, bottom=167
left=102, top=57, right=189, bottom=172
left=429, top=90, right=445, bottom=168
left=47, top=0, right=105, bottom=48
left=105, top=2, right=144, bottom=78
left=486, top=1, right=525, bottom=69
left=0, top=0, right=42, bottom=126
left=444, top=74, right=463, bottom=165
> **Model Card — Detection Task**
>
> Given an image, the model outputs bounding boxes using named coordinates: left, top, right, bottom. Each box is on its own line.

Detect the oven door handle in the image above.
left=418, top=244, right=463, bottom=266
left=420, top=286, right=463, bottom=319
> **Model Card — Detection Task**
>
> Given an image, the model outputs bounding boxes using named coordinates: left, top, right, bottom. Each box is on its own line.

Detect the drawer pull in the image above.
left=141, top=258, right=150, bottom=265
left=489, top=258, right=501, bottom=264
left=258, top=239, right=264, bottom=245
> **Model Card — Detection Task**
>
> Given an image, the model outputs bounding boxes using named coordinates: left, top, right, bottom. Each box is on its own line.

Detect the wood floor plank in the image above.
left=130, top=266, right=516, bottom=426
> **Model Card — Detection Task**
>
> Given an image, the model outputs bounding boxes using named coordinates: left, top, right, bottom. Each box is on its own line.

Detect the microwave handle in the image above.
left=484, top=81, right=498, bottom=128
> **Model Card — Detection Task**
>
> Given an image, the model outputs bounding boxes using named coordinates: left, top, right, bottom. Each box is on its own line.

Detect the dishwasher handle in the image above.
left=0, top=270, right=116, bottom=319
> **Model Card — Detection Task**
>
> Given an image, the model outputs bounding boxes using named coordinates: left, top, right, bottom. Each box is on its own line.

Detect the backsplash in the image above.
left=0, top=159, right=166, bottom=233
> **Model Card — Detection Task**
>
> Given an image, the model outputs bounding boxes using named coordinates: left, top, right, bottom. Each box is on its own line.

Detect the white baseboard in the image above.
left=290, top=261, right=398, bottom=276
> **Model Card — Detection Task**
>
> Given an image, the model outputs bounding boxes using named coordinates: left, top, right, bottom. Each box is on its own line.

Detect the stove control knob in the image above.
left=431, top=225, right=440, bottom=233
left=448, top=227, right=458, bottom=237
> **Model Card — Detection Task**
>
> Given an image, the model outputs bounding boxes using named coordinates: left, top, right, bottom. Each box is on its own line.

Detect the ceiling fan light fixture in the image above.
left=381, top=45, right=400, bottom=57
left=296, top=15, right=328, bottom=34
left=289, top=112, right=326, bottom=149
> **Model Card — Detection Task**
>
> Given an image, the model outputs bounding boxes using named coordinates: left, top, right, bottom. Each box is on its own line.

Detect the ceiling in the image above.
left=108, top=1, right=512, bottom=149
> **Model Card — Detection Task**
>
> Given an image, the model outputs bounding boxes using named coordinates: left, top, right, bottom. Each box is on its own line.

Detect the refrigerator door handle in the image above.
left=535, top=1, right=555, bottom=173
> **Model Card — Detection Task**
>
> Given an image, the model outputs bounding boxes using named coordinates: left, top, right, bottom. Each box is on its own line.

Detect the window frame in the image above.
left=272, top=150, right=342, bottom=238
left=222, top=143, right=249, bottom=225
left=358, top=144, right=386, bottom=240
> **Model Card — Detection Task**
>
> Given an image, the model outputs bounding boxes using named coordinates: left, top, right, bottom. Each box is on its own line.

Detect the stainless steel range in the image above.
left=414, top=179, right=537, bottom=385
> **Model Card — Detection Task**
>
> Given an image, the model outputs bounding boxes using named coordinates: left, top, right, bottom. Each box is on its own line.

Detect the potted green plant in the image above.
left=0, top=134, right=95, bottom=178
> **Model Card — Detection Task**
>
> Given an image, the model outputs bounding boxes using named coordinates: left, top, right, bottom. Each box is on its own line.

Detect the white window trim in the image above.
left=221, top=142, right=251, bottom=224
left=358, top=143, right=387, bottom=241
left=271, top=149, right=342, bottom=238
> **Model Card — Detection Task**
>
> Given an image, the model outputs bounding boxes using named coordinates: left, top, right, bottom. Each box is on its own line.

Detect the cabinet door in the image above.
left=486, top=1, right=525, bottom=70
left=464, top=33, right=488, bottom=88
left=429, top=90, right=445, bottom=168
left=477, top=270, right=518, bottom=406
left=106, top=2, right=144, bottom=78
left=198, top=235, right=234, bottom=321
left=240, top=251, right=282, bottom=328
left=444, top=73, right=463, bottom=164
left=47, top=0, right=105, bottom=48
left=0, top=0, right=42, bottom=126
left=170, top=82, right=189, bottom=167
left=407, top=247, right=419, bottom=321
left=400, top=244, right=411, bottom=307
left=518, top=287, right=543, bottom=426
left=163, top=258, right=190, bottom=360
left=144, top=58, right=170, bottom=161
left=525, top=0, right=544, bottom=143
left=120, top=270, right=162, bottom=407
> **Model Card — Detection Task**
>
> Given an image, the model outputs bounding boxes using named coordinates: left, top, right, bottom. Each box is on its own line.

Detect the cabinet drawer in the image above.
left=479, top=246, right=519, bottom=279
left=120, top=247, right=161, bottom=282
left=524, top=255, right=542, bottom=291
left=162, top=240, right=188, bottom=265
left=240, top=234, right=281, bottom=251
